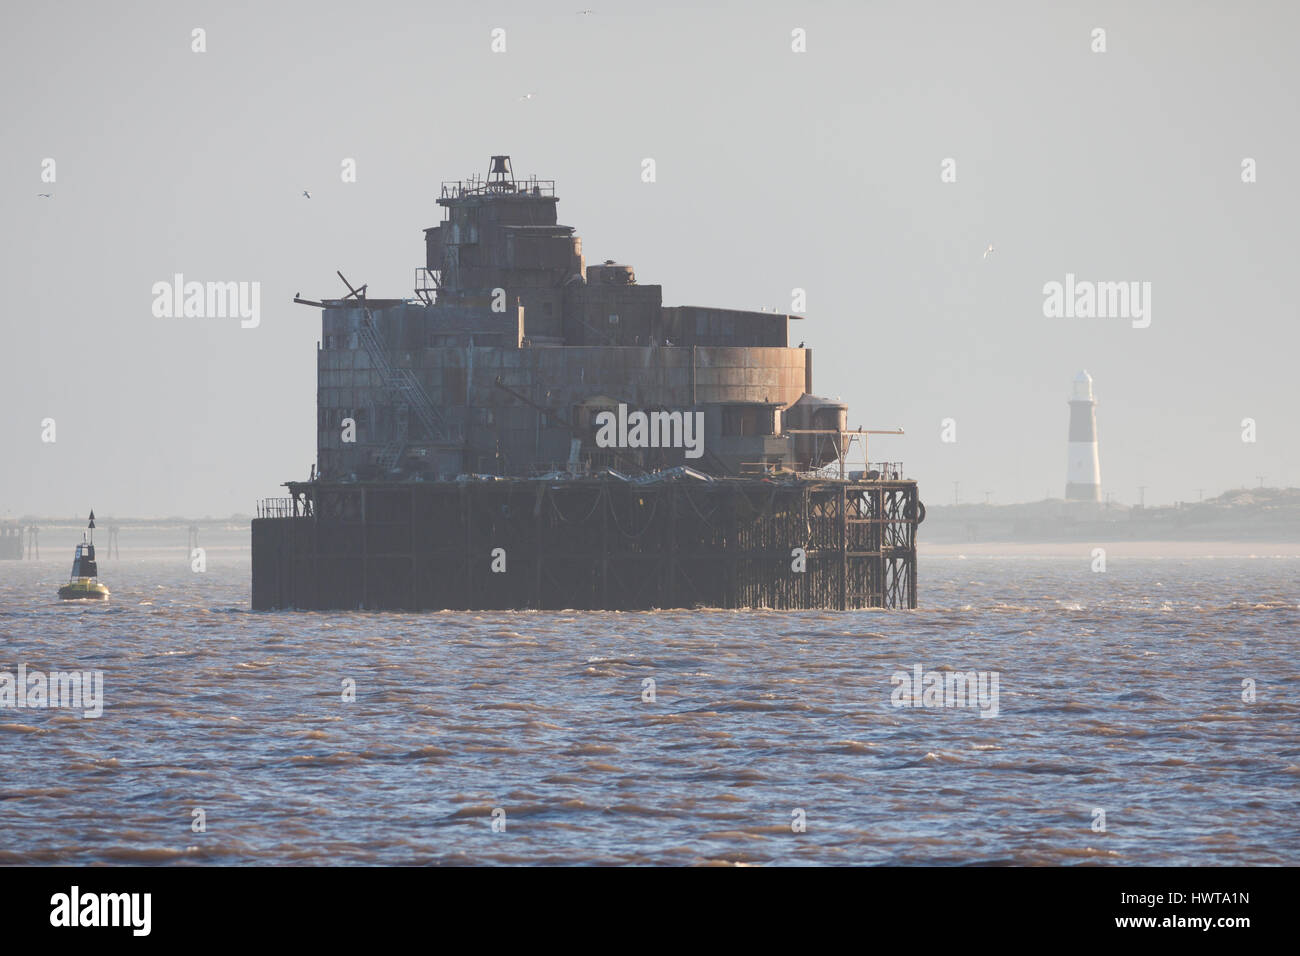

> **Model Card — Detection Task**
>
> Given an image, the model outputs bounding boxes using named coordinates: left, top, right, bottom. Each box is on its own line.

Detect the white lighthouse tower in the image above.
left=1065, top=370, right=1101, bottom=501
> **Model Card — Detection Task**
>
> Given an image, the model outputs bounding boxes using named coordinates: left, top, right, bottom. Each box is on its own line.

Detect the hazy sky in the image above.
left=3, top=0, right=1297, bottom=517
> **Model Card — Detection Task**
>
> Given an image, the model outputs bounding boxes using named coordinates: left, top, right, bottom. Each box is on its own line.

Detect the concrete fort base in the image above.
left=251, top=477, right=920, bottom=611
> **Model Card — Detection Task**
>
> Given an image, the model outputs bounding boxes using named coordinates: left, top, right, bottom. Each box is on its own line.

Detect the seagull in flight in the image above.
left=37, top=193, right=52, bottom=198
left=519, top=92, right=537, bottom=101
left=983, top=243, right=995, bottom=259
left=301, top=189, right=312, bottom=199
left=577, top=9, right=595, bottom=14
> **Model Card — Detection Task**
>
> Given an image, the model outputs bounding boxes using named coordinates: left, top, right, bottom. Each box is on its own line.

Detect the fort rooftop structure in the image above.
left=252, top=157, right=922, bottom=610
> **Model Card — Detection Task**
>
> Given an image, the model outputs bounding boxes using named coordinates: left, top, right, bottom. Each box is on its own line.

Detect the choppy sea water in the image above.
left=1, top=549, right=1297, bottom=865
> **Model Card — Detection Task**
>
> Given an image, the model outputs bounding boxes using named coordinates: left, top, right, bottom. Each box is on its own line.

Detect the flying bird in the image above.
left=37, top=193, right=52, bottom=198
left=302, top=189, right=312, bottom=199
left=518, top=92, right=537, bottom=101
left=983, top=243, right=995, bottom=259
left=577, top=9, right=595, bottom=14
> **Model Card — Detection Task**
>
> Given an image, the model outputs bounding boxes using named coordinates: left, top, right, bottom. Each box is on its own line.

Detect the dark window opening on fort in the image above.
left=722, top=405, right=776, bottom=437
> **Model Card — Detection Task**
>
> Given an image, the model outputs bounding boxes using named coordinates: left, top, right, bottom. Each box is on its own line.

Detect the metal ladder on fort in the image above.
left=357, top=309, right=460, bottom=463
left=376, top=408, right=408, bottom=472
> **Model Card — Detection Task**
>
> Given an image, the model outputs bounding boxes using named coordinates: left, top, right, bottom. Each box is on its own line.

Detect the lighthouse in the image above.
left=1065, top=370, right=1101, bottom=501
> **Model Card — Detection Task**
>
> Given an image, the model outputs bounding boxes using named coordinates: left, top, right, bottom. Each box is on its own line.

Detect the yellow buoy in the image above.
left=58, top=510, right=109, bottom=601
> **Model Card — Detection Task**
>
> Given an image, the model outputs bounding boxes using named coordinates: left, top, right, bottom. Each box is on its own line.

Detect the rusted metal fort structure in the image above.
left=252, top=156, right=921, bottom=610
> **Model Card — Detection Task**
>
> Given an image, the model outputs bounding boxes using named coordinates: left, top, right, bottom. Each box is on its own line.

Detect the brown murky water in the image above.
left=1, top=549, right=1297, bottom=865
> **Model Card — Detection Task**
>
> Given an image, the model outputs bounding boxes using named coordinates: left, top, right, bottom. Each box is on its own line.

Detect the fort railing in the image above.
left=799, top=461, right=907, bottom=481
left=439, top=178, right=556, bottom=200
left=257, top=498, right=297, bottom=519
left=866, top=461, right=906, bottom=480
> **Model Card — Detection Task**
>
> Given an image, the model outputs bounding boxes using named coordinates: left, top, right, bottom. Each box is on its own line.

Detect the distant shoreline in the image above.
left=922, top=540, right=1300, bottom=557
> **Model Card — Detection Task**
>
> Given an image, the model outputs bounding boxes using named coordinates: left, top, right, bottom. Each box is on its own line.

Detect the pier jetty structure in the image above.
left=0, top=522, right=22, bottom=559
left=252, top=156, right=923, bottom=610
